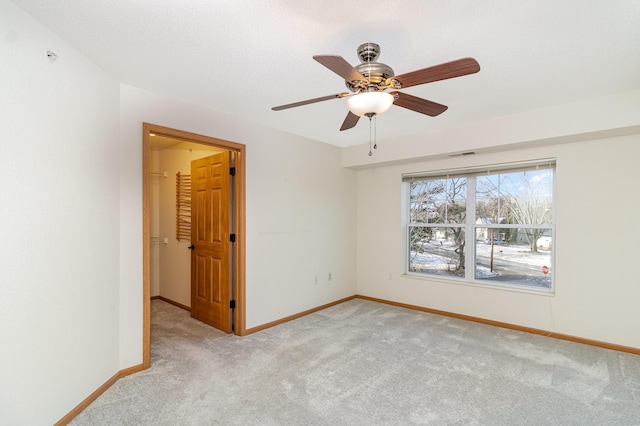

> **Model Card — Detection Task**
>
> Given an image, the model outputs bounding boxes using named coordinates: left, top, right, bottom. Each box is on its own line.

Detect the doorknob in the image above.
left=188, top=245, right=195, bottom=250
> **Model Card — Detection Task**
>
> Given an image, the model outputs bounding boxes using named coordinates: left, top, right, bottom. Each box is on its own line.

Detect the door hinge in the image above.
left=230, top=167, right=236, bottom=176
left=230, top=300, right=236, bottom=309
left=230, top=233, right=236, bottom=243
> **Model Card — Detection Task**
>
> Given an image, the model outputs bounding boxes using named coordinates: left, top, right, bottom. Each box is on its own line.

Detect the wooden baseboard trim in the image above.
left=54, top=363, right=145, bottom=425
left=356, top=295, right=640, bottom=356
left=151, top=295, right=191, bottom=312
left=244, top=295, right=358, bottom=335
left=119, top=363, right=146, bottom=378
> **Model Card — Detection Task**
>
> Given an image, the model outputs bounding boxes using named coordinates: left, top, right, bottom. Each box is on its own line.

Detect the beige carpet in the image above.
left=70, top=298, right=640, bottom=425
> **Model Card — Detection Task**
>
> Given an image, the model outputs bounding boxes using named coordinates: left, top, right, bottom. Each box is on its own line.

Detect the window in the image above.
left=405, top=160, right=555, bottom=291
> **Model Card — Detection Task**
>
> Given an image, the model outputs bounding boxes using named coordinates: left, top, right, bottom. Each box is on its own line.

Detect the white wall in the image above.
left=355, top=135, right=640, bottom=348
left=343, top=90, right=640, bottom=168
left=0, top=1, right=121, bottom=424
left=0, top=2, right=357, bottom=417
left=119, top=85, right=358, bottom=342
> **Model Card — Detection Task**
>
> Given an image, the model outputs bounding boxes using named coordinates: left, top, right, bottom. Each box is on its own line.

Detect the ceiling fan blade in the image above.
left=393, top=58, right=480, bottom=89
left=340, top=111, right=360, bottom=131
left=272, top=94, right=342, bottom=111
left=391, top=92, right=448, bottom=116
left=313, top=55, right=366, bottom=82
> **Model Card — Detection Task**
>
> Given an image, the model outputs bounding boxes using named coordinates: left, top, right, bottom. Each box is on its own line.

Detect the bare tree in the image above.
left=409, top=178, right=466, bottom=270
left=408, top=180, right=444, bottom=264
left=477, top=170, right=552, bottom=253
left=509, top=196, right=550, bottom=253
left=442, top=178, right=466, bottom=269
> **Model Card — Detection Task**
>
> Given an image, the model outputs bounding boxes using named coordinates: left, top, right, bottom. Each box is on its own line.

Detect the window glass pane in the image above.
left=474, top=227, right=553, bottom=289
left=406, top=164, right=554, bottom=292
left=409, top=226, right=466, bottom=277
left=476, top=169, right=553, bottom=225
left=476, top=174, right=509, bottom=224
left=410, top=178, right=466, bottom=224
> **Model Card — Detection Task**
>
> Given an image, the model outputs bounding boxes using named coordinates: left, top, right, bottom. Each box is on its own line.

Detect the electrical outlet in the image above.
left=328, top=272, right=332, bottom=281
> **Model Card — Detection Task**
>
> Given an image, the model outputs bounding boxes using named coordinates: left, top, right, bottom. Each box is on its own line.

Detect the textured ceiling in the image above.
left=12, top=0, right=640, bottom=148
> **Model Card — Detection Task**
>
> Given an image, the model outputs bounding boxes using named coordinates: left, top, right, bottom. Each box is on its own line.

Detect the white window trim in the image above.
left=403, top=161, right=556, bottom=294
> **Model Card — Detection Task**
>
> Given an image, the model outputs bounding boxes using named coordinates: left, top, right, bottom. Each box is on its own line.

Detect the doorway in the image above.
left=142, top=123, right=246, bottom=369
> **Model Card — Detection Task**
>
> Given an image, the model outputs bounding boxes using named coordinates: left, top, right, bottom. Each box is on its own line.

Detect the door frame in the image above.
left=142, top=123, right=247, bottom=369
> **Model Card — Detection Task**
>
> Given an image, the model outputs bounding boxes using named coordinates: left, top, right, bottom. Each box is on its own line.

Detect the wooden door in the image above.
left=190, top=152, right=232, bottom=333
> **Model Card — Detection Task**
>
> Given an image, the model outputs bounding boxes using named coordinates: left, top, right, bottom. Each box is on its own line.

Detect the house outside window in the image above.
left=405, top=160, right=555, bottom=292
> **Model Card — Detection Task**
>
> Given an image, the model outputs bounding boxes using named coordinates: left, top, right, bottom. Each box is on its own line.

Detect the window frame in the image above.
left=404, top=160, right=556, bottom=293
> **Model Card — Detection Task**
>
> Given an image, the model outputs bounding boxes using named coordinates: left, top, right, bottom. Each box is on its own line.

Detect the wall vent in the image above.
left=449, top=151, right=476, bottom=157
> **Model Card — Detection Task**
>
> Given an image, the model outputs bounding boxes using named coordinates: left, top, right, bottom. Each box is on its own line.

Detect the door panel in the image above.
left=190, top=152, right=232, bottom=333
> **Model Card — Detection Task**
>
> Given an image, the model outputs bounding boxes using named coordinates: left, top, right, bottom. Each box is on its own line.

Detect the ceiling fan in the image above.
left=272, top=43, right=480, bottom=132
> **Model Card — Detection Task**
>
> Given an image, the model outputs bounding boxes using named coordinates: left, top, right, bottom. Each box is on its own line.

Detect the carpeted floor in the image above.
left=70, top=298, right=640, bottom=425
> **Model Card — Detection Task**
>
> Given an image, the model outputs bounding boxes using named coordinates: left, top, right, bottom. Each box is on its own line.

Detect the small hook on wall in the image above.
left=46, top=50, right=58, bottom=63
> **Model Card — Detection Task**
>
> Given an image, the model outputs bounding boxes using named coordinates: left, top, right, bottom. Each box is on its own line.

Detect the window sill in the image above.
left=402, top=272, right=555, bottom=296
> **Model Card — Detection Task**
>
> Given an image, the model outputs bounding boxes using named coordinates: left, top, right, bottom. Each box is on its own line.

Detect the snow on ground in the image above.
left=410, top=240, right=553, bottom=288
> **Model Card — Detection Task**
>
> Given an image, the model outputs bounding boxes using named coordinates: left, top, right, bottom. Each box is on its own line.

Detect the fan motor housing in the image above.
left=346, top=43, right=395, bottom=92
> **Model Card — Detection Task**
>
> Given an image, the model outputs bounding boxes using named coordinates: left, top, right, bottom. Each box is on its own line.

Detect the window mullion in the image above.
left=466, top=176, right=476, bottom=276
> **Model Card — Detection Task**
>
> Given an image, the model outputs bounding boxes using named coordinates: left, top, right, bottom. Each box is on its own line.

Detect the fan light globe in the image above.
left=347, top=92, right=394, bottom=117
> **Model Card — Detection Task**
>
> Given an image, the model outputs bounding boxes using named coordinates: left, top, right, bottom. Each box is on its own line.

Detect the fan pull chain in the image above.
left=373, top=115, right=378, bottom=150
left=367, top=113, right=379, bottom=156
left=368, top=115, right=373, bottom=156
